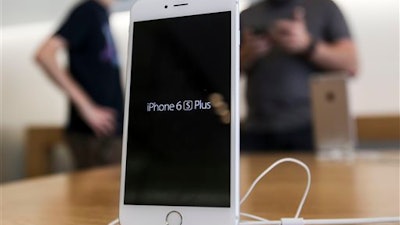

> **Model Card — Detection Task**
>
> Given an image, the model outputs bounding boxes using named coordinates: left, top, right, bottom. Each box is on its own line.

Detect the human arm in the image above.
left=35, top=36, right=116, bottom=137
left=270, top=7, right=358, bottom=75
left=309, top=38, right=357, bottom=75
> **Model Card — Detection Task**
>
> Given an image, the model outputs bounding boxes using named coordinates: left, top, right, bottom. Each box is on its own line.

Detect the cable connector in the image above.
left=282, top=218, right=305, bottom=225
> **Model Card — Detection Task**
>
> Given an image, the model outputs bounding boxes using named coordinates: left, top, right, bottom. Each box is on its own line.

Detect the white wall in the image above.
left=1, top=12, right=131, bottom=182
left=1, top=0, right=399, bottom=182
left=2, top=22, right=68, bottom=182
left=1, top=0, right=135, bottom=26
left=2, top=0, right=80, bottom=26
left=335, top=0, right=399, bottom=115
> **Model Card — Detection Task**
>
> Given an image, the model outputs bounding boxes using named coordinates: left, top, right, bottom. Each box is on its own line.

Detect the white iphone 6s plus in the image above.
left=119, top=0, right=240, bottom=224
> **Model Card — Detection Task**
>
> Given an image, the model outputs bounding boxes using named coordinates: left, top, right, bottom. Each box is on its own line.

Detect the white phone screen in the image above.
left=124, top=11, right=232, bottom=208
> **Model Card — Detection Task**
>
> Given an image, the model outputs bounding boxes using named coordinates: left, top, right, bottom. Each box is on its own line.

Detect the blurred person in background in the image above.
left=35, top=0, right=123, bottom=169
left=240, top=0, right=357, bottom=151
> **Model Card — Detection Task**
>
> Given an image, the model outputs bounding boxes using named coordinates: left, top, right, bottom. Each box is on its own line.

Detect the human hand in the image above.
left=270, top=7, right=312, bottom=54
left=79, top=103, right=116, bottom=137
left=240, top=28, right=271, bottom=71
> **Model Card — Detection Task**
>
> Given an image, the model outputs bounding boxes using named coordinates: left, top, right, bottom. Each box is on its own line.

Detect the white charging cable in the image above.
left=109, top=218, right=119, bottom=225
left=238, top=158, right=399, bottom=225
left=239, top=217, right=400, bottom=225
left=108, top=158, right=400, bottom=225
left=240, top=158, right=311, bottom=219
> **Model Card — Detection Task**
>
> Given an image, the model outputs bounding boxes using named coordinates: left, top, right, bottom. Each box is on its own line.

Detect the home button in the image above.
left=166, top=211, right=183, bottom=225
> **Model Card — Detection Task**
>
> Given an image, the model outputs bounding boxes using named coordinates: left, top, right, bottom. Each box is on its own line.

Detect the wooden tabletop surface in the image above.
left=1, top=151, right=399, bottom=225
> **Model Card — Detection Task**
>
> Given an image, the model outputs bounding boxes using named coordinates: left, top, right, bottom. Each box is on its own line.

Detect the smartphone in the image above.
left=310, top=73, right=356, bottom=159
left=119, top=0, right=240, bottom=224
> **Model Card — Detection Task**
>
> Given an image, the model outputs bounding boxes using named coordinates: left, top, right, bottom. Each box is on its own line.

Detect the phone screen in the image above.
left=124, top=11, right=232, bottom=208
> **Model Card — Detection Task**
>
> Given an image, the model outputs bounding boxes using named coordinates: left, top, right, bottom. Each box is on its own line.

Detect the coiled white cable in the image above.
left=108, top=158, right=400, bottom=225
left=240, top=158, right=311, bottom=219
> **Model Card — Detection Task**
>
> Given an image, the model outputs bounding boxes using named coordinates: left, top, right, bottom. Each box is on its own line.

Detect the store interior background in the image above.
left=1, top=0, right=399, bottom=183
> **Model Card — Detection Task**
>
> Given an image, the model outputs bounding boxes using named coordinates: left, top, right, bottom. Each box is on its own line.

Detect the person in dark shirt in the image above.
left=240, top=0, right=357, bottom=151
left=35, top=0, right=123, bottom=168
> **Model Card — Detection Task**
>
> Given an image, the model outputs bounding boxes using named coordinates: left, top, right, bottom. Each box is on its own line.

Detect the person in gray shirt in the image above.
left=240, top=0, right=357, bottom=151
